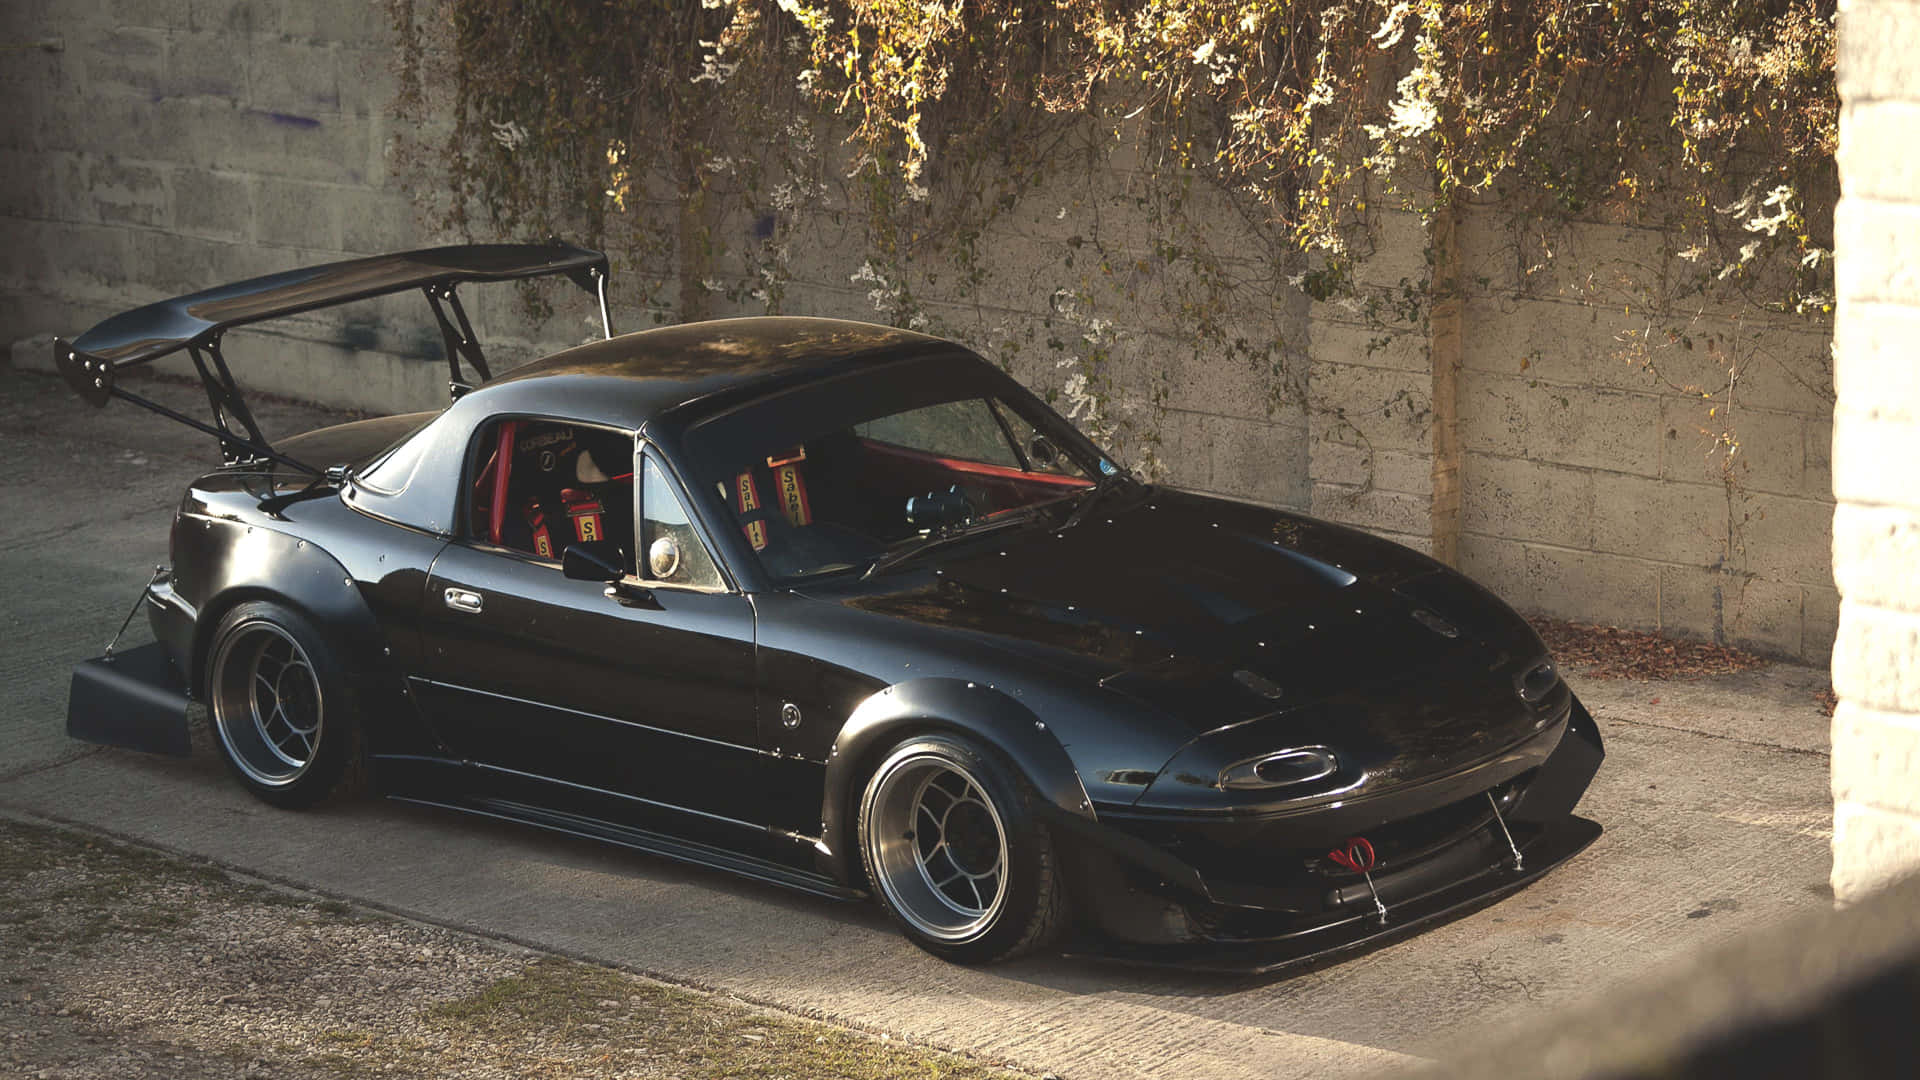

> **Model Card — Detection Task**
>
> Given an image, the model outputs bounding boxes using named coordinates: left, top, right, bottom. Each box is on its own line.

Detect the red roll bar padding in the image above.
left=489, top=420, right=517, bottom=545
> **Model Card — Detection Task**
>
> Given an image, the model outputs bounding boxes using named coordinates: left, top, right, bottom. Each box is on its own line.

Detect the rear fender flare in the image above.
left=187, top=519, right=396, bottom=709
left=817, top=677, right=1095, bottom=886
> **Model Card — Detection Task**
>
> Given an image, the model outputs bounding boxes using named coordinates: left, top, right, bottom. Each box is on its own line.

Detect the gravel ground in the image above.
left=0, top=817, right=1030, bottom=1080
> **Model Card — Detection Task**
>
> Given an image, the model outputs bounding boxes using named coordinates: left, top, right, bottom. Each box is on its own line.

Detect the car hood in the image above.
left=805, top=487, right=1546, bottom=738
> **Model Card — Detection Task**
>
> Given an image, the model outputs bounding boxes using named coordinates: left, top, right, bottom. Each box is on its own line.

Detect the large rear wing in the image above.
left=53, top=241, right=611, bottom=473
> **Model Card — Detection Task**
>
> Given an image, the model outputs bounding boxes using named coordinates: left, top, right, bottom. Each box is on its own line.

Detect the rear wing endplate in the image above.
left=53, top=241, right=611, bottom=473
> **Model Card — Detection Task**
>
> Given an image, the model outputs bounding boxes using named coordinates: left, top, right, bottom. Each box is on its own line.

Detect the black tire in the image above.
left=857, top=733, right=1069, bottom=964
left=204, top=600, right=362, bottom=810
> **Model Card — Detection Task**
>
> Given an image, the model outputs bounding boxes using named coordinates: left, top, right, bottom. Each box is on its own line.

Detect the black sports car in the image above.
left=58, top=242, right=1602, bottom=971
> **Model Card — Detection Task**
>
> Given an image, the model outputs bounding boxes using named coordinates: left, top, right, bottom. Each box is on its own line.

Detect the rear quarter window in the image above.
left=357, top=413, right=444, bottom=494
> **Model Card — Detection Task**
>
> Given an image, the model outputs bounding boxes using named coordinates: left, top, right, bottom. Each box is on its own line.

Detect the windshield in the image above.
left=682, top=355, right=1108, bottom=582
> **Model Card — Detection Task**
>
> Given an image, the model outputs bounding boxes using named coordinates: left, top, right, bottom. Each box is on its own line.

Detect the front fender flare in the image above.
left=816, top=677, right=1095, bottom=886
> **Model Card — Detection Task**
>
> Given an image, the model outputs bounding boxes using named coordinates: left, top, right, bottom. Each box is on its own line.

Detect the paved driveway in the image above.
left=0, top=366, right=1836, bottom=1079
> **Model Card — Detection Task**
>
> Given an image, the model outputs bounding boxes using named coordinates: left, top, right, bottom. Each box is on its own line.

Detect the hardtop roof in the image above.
left=463, top=316, right=962, bottom=430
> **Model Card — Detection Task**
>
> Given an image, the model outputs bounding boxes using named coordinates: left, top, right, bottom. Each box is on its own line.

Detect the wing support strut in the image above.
left=593, top=266, right=614, bottom=340
left=186, top=337, right=273, bottom=465
left=423, top=284, right=493, bottom=399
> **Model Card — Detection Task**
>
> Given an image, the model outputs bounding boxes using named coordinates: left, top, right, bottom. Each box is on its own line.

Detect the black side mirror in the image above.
left=1028, top=435, right=1060, bottom=469
left=564, top=540, right=659, bottom=609
left=562, top=540, right=625, bottom=583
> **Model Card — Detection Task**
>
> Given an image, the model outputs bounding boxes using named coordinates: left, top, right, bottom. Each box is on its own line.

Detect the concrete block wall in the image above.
left=1453, top=216, right=1838, bottom=659
left=1831, top=0, right=1920, bottom=900
left=1305, top=206, right=1441, bottom=555
left=1288, top=202, right=1837, bottom=661
left=0, top=0, right=1838, bottom=663
left=0, top=0, right=597, bottom=415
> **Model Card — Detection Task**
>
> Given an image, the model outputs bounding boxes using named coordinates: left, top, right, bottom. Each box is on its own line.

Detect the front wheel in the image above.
left=857, top=734, right=1069, bottom=964
left=205, top=601, right=360, bottom=809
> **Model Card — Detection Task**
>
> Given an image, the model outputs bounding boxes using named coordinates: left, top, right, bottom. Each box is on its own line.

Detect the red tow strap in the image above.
left=1327, top=837, right=1376, bottom=874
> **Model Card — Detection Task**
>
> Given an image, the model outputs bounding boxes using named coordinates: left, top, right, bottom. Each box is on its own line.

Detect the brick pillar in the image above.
left=1831, top=0, right=1920, bottom=901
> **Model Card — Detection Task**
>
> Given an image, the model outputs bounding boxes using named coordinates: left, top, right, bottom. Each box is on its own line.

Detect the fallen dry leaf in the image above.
left=1529, top=617, right=1769, bottom=681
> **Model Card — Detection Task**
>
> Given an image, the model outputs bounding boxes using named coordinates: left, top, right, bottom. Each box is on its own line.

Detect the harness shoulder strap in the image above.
left=523, top=498, right=554, bottom=559
left=773, top=462, right=812, bottom=527
left=734, top=470, right=770, bottom=551
left=561, top=488, right=605, bottom=543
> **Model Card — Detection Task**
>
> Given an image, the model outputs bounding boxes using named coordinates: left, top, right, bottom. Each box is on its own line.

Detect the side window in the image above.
left=856, top=399, right=1020, bottom=468
left=467, top=417, right=636, bottom=570
left=641, top=454, right=725, bottom=590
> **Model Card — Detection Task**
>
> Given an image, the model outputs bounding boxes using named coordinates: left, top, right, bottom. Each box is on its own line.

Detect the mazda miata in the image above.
left=58, top=242, right=1602, bottom=971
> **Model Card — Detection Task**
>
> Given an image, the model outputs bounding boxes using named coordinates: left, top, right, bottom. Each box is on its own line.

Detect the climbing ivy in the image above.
left=394, top=0, right=1833, bottom=303
left=390, top=0, right=1836, bottom=484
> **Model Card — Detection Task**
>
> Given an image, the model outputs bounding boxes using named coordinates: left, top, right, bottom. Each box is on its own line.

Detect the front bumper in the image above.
left=1058, top=694, right=1605, bottom=973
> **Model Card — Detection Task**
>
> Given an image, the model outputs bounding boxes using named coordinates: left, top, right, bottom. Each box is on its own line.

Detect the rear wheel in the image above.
left=858, top=734, right=1068, bottom=964
left=206, top=601, right=359, bottom=809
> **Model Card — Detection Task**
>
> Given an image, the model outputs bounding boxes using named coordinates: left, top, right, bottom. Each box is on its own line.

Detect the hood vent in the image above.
left=1232, top=668, right=1286, bottom=700
left=1411, top=608, right=1461, bottom=638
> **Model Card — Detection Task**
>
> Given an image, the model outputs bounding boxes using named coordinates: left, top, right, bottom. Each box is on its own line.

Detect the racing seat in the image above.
left=728, top=436, right=884, bottom=575
left=482, top=420, right=633, bottom=564
left=729, top=445, right=811, bottom=557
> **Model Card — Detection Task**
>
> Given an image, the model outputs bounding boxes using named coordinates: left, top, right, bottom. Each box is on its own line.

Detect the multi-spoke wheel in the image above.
left=206, top=601, right=358, bottom=808
left=858, top=734, right=1068, bottom=963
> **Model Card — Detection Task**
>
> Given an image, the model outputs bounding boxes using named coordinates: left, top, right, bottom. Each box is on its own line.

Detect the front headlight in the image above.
left=1515, top=660, right=1559, bottom=703
left=1218, top=746, right=1339, bottom=790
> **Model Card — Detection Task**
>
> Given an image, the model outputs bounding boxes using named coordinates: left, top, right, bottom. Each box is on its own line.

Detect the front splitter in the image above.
left=1066, top=815, right=1603, bottom=976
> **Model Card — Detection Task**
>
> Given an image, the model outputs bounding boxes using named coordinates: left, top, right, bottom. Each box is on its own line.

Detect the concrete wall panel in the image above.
left=1463, top=454, right=1595, bottom=551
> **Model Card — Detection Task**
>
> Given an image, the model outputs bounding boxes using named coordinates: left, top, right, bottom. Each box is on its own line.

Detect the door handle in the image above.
left=443, top=588, right=484, bottom=614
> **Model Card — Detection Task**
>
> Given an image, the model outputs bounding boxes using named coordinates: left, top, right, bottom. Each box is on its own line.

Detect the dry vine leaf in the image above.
left=1528, top=617, right=1769, bottom=681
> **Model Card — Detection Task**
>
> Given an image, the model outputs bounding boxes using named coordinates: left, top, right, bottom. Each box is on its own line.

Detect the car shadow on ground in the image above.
left=33, top=747, right=1401, bottom=1004
left=345, top=792, right=1319, bottom=1000
left=9, top=746, right=1678, bottom=1064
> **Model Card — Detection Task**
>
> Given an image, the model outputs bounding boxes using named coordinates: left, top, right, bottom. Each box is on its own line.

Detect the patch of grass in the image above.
left=2, top=816, right=1033, bottom=1080
left=430, top=956, right=634, bottom=1028
left=431, top=956, right=1020, bottom=1080
left=0, top=820, right=215, bottom=949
